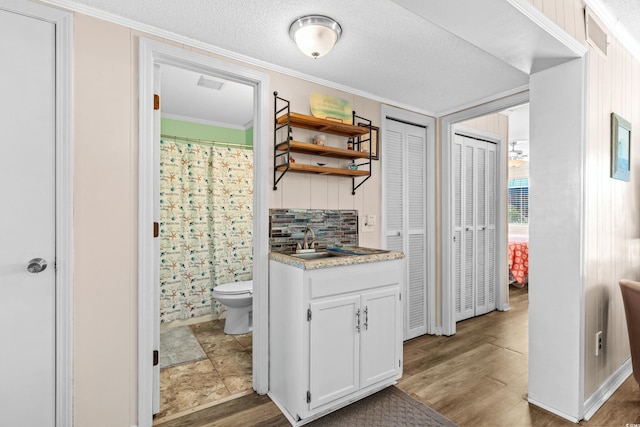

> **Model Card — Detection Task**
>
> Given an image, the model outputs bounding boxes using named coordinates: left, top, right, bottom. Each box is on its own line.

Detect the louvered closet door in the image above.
left=385, top=120, right=404, bottom=254
left=453, top=134, right=497, bottom=322
left=475, top=142, right=496, bottom=316
left=384, top=118, right=427, bottom=340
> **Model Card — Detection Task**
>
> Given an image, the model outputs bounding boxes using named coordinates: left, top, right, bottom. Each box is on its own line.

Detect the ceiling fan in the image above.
left=508, top=140, right=528, bottom=161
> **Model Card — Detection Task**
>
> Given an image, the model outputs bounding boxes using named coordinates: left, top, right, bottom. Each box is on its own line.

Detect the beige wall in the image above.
left=582, top=16, right=640, bottom=397
left=74, top=14, right=135, bottom=427
left=528, top=0, right=640, bottom=401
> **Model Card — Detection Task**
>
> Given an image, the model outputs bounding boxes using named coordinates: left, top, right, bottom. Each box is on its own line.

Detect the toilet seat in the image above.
left=214, top=280, right=253, bottom=295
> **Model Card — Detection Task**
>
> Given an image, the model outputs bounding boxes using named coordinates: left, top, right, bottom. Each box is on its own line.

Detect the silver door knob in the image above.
left=27, top=258, right=47, bottom=273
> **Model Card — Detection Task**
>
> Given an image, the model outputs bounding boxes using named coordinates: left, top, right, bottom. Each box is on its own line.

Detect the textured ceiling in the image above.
left=47, top=0, right=640, bottom=124
left=600, top=0, right=640, bottom=47
left=54, top=0, right=531, bottom=118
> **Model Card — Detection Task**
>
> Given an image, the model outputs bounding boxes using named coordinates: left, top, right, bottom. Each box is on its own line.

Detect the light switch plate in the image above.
left=366, top=214, right=376, bottom=226
left=362, top=214, right=376, bottom=232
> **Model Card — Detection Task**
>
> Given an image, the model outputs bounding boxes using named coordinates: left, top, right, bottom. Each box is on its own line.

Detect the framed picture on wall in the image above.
left=611, top=112, right=631, bottom=181
left=357, top=123, right=379, bottom=160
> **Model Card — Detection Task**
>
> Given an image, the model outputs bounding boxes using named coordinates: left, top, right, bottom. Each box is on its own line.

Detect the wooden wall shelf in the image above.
left=275, top=113, right=369, bottom=138
left=273, top=92, right=372, bottom=195
left=276, top=163, right=370, bottom=177
left=275, top=141, right=370, bottom=160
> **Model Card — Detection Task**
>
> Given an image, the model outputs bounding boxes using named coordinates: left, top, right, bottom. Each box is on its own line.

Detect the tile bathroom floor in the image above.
left=154, top=319, right=253, bottom=424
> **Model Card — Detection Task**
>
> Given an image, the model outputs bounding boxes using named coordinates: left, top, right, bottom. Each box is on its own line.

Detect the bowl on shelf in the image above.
left=317, top=162, right=326, bottom=166
left=313, top=134, right=326, bottom=146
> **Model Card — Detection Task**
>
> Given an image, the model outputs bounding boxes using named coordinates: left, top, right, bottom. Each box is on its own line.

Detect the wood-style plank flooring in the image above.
left=156, top=286, right=640, bottom=426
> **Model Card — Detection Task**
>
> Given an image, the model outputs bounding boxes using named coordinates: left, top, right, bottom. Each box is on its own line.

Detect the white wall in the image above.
left=528, top=57, right=586, bottom=421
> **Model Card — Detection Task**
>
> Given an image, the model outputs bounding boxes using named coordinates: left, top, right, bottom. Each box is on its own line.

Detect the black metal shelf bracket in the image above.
left=352, top=112, right=372, bottom=195
left=273, top=91, right=291, bottom=191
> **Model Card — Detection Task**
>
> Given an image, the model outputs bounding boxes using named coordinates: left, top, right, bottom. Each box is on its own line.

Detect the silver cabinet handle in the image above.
left=27, top=258, right=47, bottom=274
left=364, top=306, right=368, bottom=331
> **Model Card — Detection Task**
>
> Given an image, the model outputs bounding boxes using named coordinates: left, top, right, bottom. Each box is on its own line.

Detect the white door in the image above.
left=360, top=286, right=401, bottom=388
left=453, top=133, right=497, bottom=322
left=0, top=8, right=56, bottom=427
left=383, top=118, right=428, bottom=340
left=309, top=295, right=360, bottom=409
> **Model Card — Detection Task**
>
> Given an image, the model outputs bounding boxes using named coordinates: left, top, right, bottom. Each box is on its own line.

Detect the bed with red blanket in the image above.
left=508, top=237, right=528, bottom=288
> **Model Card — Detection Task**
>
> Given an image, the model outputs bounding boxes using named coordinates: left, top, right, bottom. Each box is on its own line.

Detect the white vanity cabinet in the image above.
left=269, top=258, right=403, bottom=425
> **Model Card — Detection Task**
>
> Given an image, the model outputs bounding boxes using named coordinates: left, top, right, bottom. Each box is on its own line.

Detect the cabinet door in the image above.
left=309, top=295, right=360, bottom=409
left=360, top=286, right=401, bottom=388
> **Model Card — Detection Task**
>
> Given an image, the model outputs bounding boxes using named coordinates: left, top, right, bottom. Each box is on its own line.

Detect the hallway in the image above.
left=156, top=286, right=640, bottom=426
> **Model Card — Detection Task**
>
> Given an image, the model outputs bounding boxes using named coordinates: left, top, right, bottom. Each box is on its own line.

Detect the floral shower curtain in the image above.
left=159, top=137, right=253, bottom=323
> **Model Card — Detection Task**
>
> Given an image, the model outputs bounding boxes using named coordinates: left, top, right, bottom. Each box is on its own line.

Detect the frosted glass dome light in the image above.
left=289, top=15, right=342, bottom=59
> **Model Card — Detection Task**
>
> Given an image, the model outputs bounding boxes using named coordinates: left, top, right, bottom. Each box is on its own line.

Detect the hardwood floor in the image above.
left=157, top=286, right=640, bottom=426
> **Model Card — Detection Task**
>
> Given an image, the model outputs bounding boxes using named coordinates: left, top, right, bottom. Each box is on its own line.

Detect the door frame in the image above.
left=1, top=1, right=74, bottom=426
left=138, top=38, right=270, bottom=426
left=450, top=124, right=506, bottom=322
left=441, top=91, right=529, bottom=336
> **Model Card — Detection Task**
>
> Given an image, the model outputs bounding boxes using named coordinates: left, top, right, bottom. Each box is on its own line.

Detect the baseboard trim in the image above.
left=583, top=358, right=632, bottom=421
left=527, top=397, right=579, bottom=423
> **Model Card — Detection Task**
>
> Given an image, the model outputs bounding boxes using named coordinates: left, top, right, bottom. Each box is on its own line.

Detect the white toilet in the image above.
left=212, top=280, right=253, bottom=335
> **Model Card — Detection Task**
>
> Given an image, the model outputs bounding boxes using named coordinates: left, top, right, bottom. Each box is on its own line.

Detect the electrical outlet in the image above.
left=595, top=331, right=603, bottom=356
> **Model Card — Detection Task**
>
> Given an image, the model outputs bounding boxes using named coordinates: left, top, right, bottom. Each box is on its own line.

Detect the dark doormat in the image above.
left=307, top=386, right=458, bottom=427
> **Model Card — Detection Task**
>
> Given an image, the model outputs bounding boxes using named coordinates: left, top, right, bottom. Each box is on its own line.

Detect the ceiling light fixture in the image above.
left=289, top=15, right=342, bottom=59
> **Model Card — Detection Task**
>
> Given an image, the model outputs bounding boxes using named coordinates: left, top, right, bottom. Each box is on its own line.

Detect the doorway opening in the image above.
left=154, top=64, right=255, bottom=421
left=138, top=38, right=270, bottom=427
left=503, top=104, right=530, bottom=290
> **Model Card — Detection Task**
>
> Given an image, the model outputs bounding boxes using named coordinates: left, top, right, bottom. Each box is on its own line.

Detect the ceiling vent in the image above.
left=586, top=10, right=608, bottom=58
left=197, top=75, right=224, bottom=91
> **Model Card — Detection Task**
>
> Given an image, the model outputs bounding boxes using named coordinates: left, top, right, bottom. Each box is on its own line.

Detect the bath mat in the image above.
left=308, top=386, right=458, bottom=427
left=159, top=326, right=208, bottom=369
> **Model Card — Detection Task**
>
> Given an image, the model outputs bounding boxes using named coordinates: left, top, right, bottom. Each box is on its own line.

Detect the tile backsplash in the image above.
left=269, top=209, right=358, bottom=253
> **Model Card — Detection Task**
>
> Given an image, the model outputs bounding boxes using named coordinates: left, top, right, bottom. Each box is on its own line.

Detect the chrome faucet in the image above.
left=301, top=226, right=316, bottom=250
